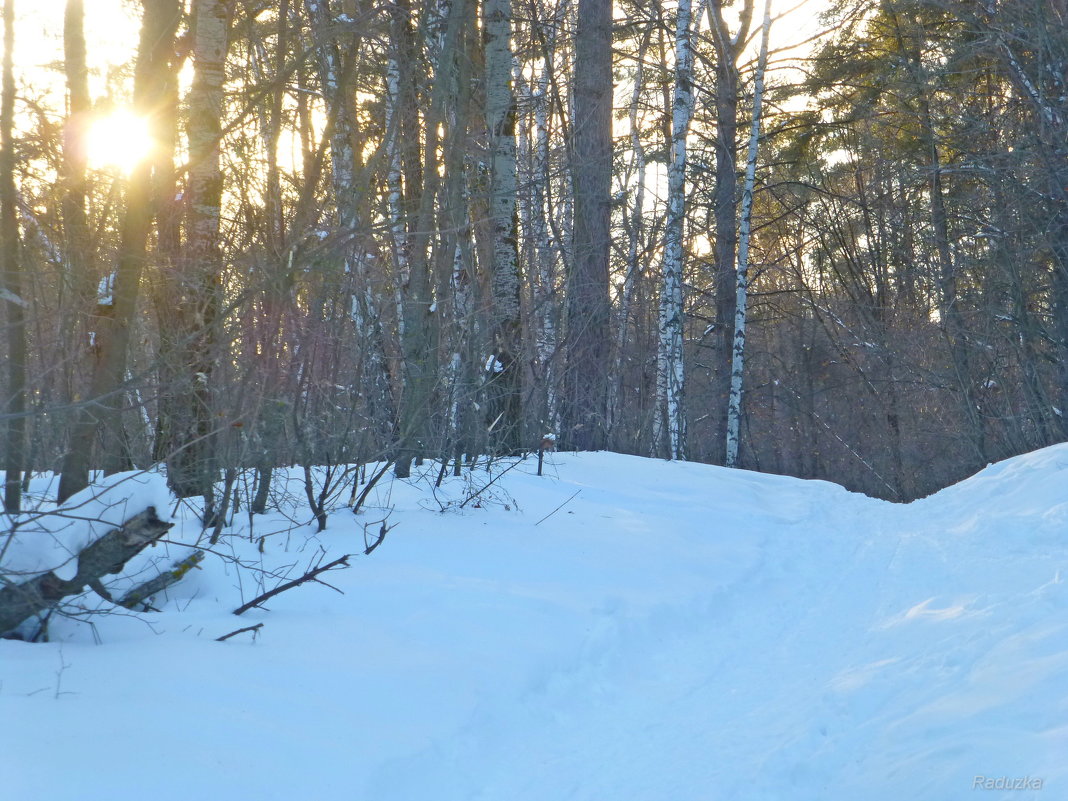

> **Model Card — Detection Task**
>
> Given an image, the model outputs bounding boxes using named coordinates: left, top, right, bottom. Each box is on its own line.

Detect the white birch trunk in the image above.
left=484, top=0, right=522, bottom=451
left=384, top=51, right=406, bottom=337
left=725, top=0, right=772, bottom=468
left=485, top=0, right=520, bottom=330
left=306, top=1, right=355, bottom=230
left=531, top=46, right=560, bottom=426
left=305, top=1, right=368, bottom=329
left=656, top=0, right=695, bottom=460
left=533, top=13, right=562, bottom=354
left=616, top=33, right=648, bottom=447
left=385, top=54, right=405, bottom=274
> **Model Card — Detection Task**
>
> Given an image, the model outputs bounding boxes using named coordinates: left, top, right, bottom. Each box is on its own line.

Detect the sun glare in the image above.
left=86, top=111, right=153, bottom=172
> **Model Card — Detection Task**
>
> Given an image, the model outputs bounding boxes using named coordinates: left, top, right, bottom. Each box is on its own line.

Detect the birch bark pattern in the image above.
left=385, top=30, right=406, bottom=306
left=707, top=0, right=752, bottom=463
left=164, top=0, right=229, bottom=506
left=529, top=5, right=565, bottom=432
left=306, top=0, right=357, bottom=240
left=657, top=0, right=695, bottom=461
left=484, top=0, right=522, bottom=453
left=725, top=0, right=771, bottom=468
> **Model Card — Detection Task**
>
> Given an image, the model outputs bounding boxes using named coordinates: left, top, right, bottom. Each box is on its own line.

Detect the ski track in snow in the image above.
left=3, top=450, right=1068, bottom=800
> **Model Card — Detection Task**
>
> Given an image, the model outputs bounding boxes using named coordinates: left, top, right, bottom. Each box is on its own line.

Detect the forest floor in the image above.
left=2, top=447, right=1066, bottom=800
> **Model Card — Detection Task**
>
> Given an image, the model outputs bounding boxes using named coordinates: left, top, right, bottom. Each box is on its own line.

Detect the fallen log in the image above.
left=118, top=549, right=204, bottom=611
left=0, top=507, right=173, bottom=636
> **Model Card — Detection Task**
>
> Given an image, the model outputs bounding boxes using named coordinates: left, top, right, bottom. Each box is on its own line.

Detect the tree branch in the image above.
left=232, top=554, right=352, bottom=616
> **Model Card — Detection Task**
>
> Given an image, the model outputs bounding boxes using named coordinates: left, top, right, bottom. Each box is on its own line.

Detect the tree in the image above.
left=484, top=0, right=523, bottom=454
left=1, top=0, right=25, bottom=512
left=58, top=0, right=182, bottom=502
left=657, top=0, right=696, bottom=461
left=563, top=0, right=613, bottom=451
left=705, top=0, right=754, bottom=464
left=394, top=0, right=472, bottom=477
left=725, top=0, right=773, bottom=468
left=159, top=0, right=231, bottom=513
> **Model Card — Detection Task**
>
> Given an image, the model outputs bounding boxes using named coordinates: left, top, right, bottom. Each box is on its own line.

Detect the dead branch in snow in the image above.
left=232, top=553, right=352, bottom=616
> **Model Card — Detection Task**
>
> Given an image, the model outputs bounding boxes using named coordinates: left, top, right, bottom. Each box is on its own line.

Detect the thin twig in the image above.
left=216, top=622, right=263, bottom=642
left=534, top=489, right=581, bottom=526
left=363, top=521, right=392, bottom=555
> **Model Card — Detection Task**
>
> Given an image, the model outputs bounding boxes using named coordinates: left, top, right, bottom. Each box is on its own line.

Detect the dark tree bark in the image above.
left=61, top=0, right=95, bottom=418
left=706, top=0, right=753, bottom=464
left=1, top=0, right=26, bottom=512
left=58, top=0, right=182, bottom=502
left=393, top=0, right=473, bottom=477
left=392, top=0, right=438, bottom=479
left=562, top=0, right=613, bottom=452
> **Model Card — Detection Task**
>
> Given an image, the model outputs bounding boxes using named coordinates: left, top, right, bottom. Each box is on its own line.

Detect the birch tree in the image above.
left=725, top=0, right=772, bottom=468
left=656, top=0, right=698, bottom=460
left=527, top=0, right=568, bottom=434
left=706, top=0, right=753, bottom=463
left=305, top=0, right=358, bottom=249
left=164, top=0, right=231, bottom=510
left=484, top=0, right=522, bottom=453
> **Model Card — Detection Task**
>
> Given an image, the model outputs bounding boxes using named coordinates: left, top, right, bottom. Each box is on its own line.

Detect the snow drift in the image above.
left=2, top=447, right=1066, bottom=800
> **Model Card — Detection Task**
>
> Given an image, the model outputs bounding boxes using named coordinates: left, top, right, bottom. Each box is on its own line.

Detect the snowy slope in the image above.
left=2, top=449, right=1066, bottom=800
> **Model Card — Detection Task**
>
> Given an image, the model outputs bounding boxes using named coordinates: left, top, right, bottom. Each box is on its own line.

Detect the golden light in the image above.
left=85, top=110, right=153, bottom=172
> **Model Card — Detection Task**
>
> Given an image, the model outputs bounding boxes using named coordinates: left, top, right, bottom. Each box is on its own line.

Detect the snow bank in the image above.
left=1, top=449, right=1065, bottom=801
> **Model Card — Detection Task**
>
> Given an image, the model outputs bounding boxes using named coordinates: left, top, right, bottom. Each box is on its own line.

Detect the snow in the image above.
left=97, top=273, right=114, bottom=305
left=2, top=448, right=1067, bottom=800
left=1, top=471, right=172, bottom=582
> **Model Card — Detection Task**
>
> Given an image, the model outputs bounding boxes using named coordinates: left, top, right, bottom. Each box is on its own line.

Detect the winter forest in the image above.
left=4, top=2, right=1068, bottom=795
left=1, top=0, right=1067, bottom=512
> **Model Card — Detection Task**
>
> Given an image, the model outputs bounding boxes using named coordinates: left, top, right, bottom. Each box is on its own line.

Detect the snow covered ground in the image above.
left=2, top=448, right=1066, bottom=800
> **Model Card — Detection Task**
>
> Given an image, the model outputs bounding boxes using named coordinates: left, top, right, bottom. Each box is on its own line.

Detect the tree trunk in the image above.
left=394, top=0, right=469, bottom=477
left=58, top=0, right=181, bottom=502
left=160, top=0, right=230, bottom=512
left=886, top=5, right=987, bottom=466
left=1, top=0, right=25, bottom=512
left=483, top=0, right=522, bottom=454
left=657, top=0, right=695, bottom=461
left=563, top=0, right=613, bottom=452
left=61, top=0, right=95, bottom=422
left=706, top=0, right=752, bottom=464
left=725, top=0, right=772, bottom=468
